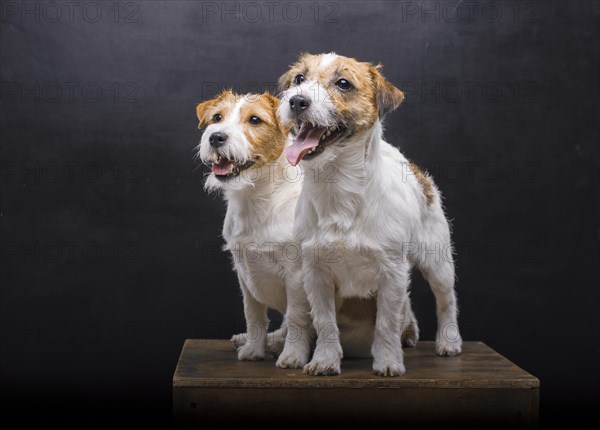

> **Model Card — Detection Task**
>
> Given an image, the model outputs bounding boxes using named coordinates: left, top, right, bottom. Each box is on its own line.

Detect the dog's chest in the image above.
left=229, top=238, right=289, bottom=311
left=323, top=243, right=389, bottom=298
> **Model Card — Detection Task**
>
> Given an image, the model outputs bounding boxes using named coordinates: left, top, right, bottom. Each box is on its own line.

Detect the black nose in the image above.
left=289, top=95, right=311, bottom=115
left=209, top=132, right=228, bottom=148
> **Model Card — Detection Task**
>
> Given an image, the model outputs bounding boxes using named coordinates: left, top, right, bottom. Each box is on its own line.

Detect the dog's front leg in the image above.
left=371, top=262, right=410, bottom=376
left=303, top=258, right=343, bottom=376
left=276, top=270, right=313, bottom=369
left=236, top=275, right=268, bottom=361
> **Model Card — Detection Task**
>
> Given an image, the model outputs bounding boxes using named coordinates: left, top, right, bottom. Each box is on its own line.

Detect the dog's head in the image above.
left=196, top=91, right=287, bottom=190
left=277, top=53, right=404, bottom=166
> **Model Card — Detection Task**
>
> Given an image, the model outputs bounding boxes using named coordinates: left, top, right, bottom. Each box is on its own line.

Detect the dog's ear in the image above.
left=277, top=68, right=296, bottom=95
left=262, top=92, right=290, bottom=133
left=195, top=99, right=216, bottom=129
left=370, top=64, right=404, bottom=118
left=278, top=53, right=312, bottom=94
left=262, top=92, right=280, bottom=109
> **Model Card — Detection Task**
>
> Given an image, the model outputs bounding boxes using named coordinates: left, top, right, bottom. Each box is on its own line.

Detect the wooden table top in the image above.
left=173, top=340, right=539, bottom=390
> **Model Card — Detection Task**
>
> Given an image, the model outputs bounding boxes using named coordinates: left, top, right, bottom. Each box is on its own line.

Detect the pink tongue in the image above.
left=284, top=124, right=327, bottom=166
left=211, top=159, right=235, bottom=176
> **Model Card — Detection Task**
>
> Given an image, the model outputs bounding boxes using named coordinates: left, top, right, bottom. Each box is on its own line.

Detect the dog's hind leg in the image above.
left=266, top=320, right=287, bottom=356
left=401, top=295, right=419, bottom=347
left=417, top=215, right=462, bottom=356
left=232, top=326, right=286, bottom=355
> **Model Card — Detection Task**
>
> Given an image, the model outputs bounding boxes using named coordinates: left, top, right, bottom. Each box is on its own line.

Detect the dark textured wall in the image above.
left=1, top=0, right=598, bottom=425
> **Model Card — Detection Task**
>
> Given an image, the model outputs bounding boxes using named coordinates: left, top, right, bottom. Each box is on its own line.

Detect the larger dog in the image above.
left=278, top=53, right=462, bottom=376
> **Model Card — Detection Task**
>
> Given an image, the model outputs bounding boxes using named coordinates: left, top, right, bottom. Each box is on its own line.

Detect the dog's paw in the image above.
left=276, top=347, right=309, bottom=369
left=231, top=333, right=246, bottom=349
left=303, top=358, right=341, bottom=376
left=237, top=343, right=266, bottom=361
left=232, top=332, right=284, bottom=356
left=372, top=357, right=406, bottom=377
left=401, top=324, right=419, bottom=348
left=435, top=337, right=462, bottom=357
left=303, top=345, right=342, bottom=376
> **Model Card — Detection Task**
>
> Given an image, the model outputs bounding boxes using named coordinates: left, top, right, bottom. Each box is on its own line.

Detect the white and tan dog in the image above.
left=278, top=53, right=462, bottom=376
left=196, top=91, right=312, bottom=367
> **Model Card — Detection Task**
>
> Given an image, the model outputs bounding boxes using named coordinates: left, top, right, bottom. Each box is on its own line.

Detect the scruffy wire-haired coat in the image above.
left=277, top=53, right=462, bottom=376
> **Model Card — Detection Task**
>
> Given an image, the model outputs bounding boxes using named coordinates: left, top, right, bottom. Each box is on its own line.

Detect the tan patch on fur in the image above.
left=240, top=93, right=287, bottom=167
left=278, top=53, right=405, bottom=132
left=409, top=161, right=435, bottom=205
left=369, top=64, right=405, bottom=117
left=195, top=90, right=238, bottom=129
left=338, top=297, right=376, bottom=324
left=196, top=91, right=288, bottom=166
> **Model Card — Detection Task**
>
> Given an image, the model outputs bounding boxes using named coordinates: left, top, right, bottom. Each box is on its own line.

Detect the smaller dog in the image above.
left=196, top=91, right=312, bottom=367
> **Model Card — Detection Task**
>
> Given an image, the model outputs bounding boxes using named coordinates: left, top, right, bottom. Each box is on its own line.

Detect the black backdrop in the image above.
left=1, top=0, right=598, bottom=426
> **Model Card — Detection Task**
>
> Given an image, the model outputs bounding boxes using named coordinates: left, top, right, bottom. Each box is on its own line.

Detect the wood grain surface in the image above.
left=173, top=340, right=539, bottom=427
left=174, top=340, right=539, bottom=389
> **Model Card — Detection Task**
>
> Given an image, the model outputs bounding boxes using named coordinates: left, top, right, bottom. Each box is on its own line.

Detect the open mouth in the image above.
left=284, top=122, right=346, bottom=166
left=210, top=155, right=255, bottom=180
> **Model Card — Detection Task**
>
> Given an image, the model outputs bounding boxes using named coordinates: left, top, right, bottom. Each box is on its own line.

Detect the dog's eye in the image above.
left=294, top=74, right=305, bottom=85
left=249, top=116, right=262, bottom=125
left=335, top=79, right=352, bottom=91
left=213, top=113, right=222, bottom=123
